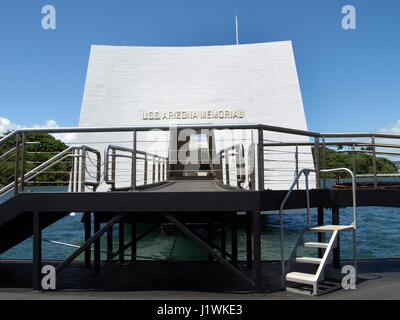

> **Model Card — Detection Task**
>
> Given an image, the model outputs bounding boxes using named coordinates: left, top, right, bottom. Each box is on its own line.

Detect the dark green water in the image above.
left=1, top=184, right=400, bottom=261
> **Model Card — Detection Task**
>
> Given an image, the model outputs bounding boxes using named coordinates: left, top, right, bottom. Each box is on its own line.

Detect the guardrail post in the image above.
left=14, top=133, right=20, bottom=195
left=371, top=136, right=378, bottom=188
left=352, top=144, right=357, bottom=188
left=295, top=146, right=299, bottom=190
left=80, top=147, right=87, bottom=192
left=224, top=150, right=230, bottom=185
left=322, top=137, right=326, bottom=189
left=314, top=137, right=320, bottom=189
left=152, top=157, right=156, bottom=183
left=132, top=130, right=137, bottom=190
left=257, top=128, right=264, bottom=190
left=144, top=155, right=148, bottom=185
left=20, top=132, right=26, bottom=192
left=111, top=149, right=116, bottom=190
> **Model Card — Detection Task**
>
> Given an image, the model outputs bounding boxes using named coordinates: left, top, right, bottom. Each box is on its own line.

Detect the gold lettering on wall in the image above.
left=140, top=109, right=245, bottom=120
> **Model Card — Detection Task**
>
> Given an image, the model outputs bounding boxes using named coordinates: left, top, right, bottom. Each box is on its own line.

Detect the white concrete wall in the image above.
left=78, top=41, right=315, bottom=190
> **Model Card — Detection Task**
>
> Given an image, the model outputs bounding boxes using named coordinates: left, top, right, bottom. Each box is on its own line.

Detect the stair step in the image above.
left=296, top=256, right=322, bottom=264
left=303, top=242, right=329, bottom=249
left=286, top=272, right=316, bottom=285
left=307, top=225, right=354, bottom=233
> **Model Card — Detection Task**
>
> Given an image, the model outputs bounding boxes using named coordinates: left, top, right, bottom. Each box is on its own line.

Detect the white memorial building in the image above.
left=78, top=41, right=315, bottom=190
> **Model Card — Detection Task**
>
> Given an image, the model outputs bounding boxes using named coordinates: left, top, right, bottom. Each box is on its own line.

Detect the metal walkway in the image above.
left=1, top=123, right=400, bottom=293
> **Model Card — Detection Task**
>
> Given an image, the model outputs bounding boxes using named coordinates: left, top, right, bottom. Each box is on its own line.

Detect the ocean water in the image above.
left=1, top=184, right=400, bottom=261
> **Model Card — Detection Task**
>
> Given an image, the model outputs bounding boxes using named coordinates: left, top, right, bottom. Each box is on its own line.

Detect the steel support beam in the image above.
left=94, top=214, right=101, bottom=270
left=246, top=211, right=253, bottom=268
left=208, top=222, right=213, bottom=262
left=119, top=222, right=125, bottom=263
left=111, top=221, right=163, bottom=259
left=84, top=212, right=91, bottom=267
left=332, top=207, right=341, bottom=269
left=253, top=210, right=262, bottom=293
left=32, top=211, right=41, bottom=291
left=221, top=224, right=226, bottom=259
left=163, top=213, right=255, bottom=290
left=56, top=214, right=125, bottom=274
left=318, top=207, right=325, bottom=258
left=131, top=223, right=136, bottom=262
left=107, top=226, right=113, bottom=262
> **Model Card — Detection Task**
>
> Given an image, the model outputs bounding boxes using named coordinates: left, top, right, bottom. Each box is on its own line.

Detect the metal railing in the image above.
left=1, top=123, right=400, bottom=194
left=0, top=145, right=101, bottom=197
left=215, top=144, right=246, bottom=188
left=104, top=144, right=168, bottom=190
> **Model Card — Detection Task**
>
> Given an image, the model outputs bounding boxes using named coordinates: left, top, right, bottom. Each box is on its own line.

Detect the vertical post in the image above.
left=246, top=211, right=253, bottom=268
left=371, top=136, right=378, bottom=188
left=295, top=146, right=299, bottom=190
left=257, top=128, right=264, bottom=190
left=208, top=222, right=213, bottom=262
left=14, top=133, right=20, bottom=195
left=119, top=222, right=125, bottom=263
left=94, top=214, right=100, bottom=270
left=20, top=133, right=26, bottom=192
left=322, top=137, right=327, bottom=189
left=80, top=147, right=86, bottom=192
left=84, top=212, right=91, bottom=267
left=221, top=224, right=226, bottom=259
left=253, top=210, right=262, bottom=293
left=231, top=215, right=238, bottom=267
left=131, top=223, right=137, bottom=262
left=132, top=130, right=137, bottom=190
left=317, top=207, right=325, bottom=258
left=332, top=206, right=340, bottom=269
left=352, top=144, right=357, bottom=188
left=144, top=155, right=148, bottom=185
left=107, top=226, right=113, bottom=262
left=158, top=159, right=161, bottom=182
left=33, top=211, right=42, bottom=291
left=111, top=149, right=116, bottom=190
left=152, top=157, right=156, bottom=183
left=74, top=149, right=79, bottom=193
left=224, top=150, right=230, bottom=185
left=236, top=150, right=241, bottom=187
left=314, top=137, right=320, bottom=189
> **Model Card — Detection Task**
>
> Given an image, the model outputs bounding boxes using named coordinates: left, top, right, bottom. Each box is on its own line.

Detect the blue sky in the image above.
left=0, top=0, right=400, bottom=134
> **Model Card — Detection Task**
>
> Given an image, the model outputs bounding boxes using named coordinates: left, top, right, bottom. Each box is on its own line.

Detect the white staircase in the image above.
left=279, top=168, right=357, bottom=296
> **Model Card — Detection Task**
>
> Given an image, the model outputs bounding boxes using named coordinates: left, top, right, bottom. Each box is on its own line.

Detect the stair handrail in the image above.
left=279, top=167, right=357, bottom=288
left=0, top=145, right=101, bottom=197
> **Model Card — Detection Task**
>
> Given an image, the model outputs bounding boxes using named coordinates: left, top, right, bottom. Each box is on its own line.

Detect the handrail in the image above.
left=0, top=145, right=101, bottom=197
left=0, top=142, right=40, bottom=161
left=279, top=168, right=357, bottom=288
left=215, top=144, right=246, bottom=188
left=1, top=124, right=400, bottom=139
left=104, top=144, right=168, bottom=189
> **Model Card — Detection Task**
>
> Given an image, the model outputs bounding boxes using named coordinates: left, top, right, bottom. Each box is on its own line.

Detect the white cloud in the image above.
left=0, top=117, right=76, bottom=144
left=33, top=119, right=77, bottom=144
left=0, top=117, right=20, bottom=135
left=380, top=120, right=400, bottom=134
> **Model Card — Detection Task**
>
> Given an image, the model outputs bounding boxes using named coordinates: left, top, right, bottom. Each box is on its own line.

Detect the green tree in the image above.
left=0, top=131, right=70, bottom=188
